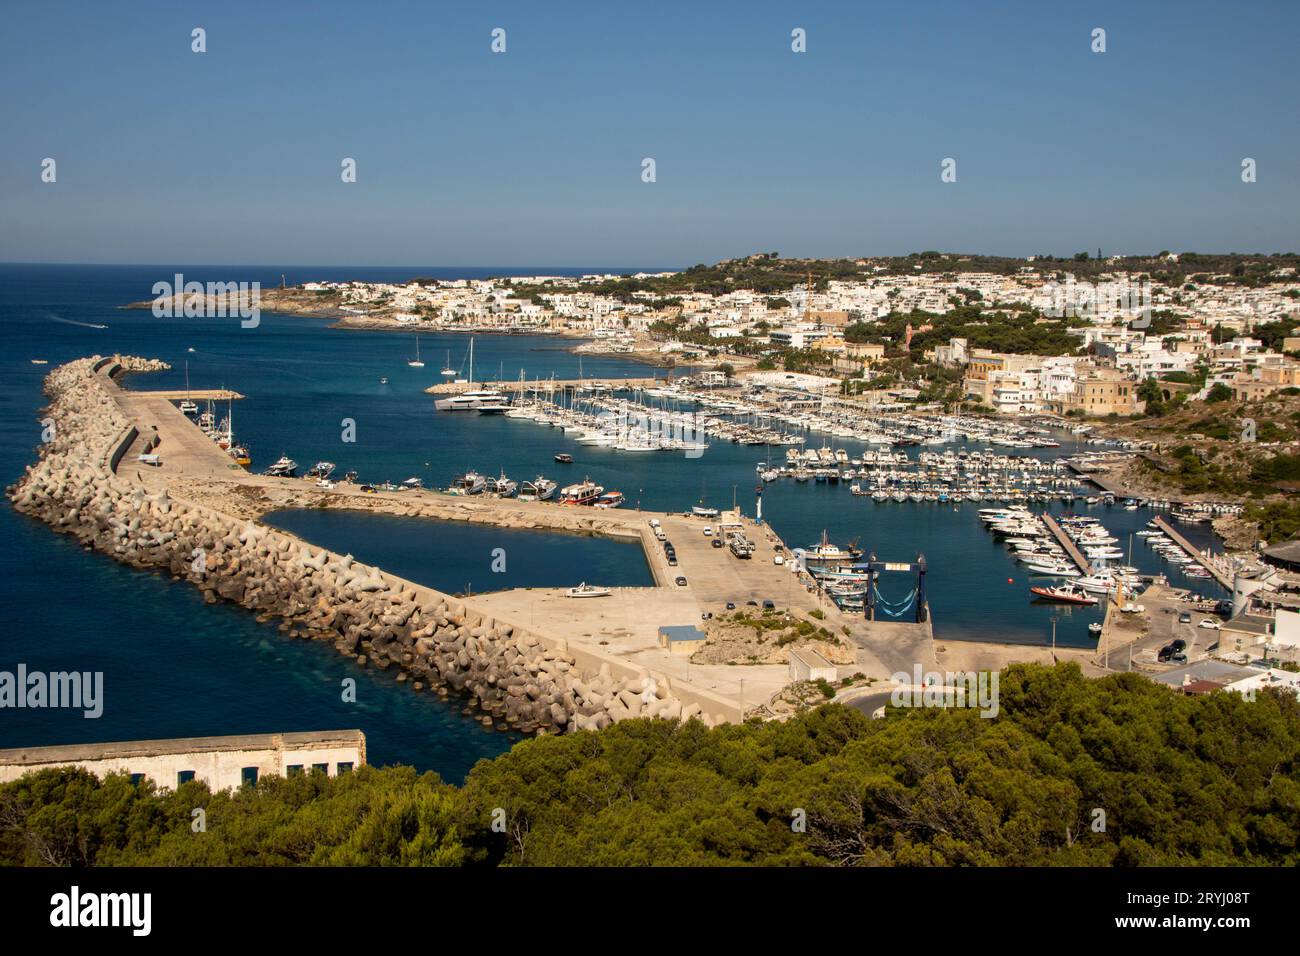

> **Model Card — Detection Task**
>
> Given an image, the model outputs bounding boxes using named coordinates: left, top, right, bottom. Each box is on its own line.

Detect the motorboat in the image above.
left=593, top=490, right=625, bottom=509
left=265, top=455, right=297, bottom=477
left=554, top=453, right=574, bottom=464
left=567, top=583, right=611, bottom=598
left=306, top=461, right=336, bottom=480
left=559, top=479, right=604, bottom=505
left=1029, top=584, right=1097, bottom=605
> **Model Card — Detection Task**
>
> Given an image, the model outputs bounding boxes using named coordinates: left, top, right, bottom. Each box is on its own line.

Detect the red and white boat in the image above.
left=1029, top=584, right=1098, bottom=606
left=558, top=479, right=604, bottom=505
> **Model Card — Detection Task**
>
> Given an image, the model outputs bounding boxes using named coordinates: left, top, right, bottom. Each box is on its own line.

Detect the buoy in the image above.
left=1007, top=578, right=1013, bottom=584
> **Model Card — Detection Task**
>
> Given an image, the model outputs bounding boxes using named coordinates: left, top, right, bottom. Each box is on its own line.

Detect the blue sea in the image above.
left=0, top=264, right=1225, bottom=778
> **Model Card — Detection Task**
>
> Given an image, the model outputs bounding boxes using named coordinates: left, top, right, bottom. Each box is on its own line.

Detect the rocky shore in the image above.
left=8, top=357, right=709, bottom=736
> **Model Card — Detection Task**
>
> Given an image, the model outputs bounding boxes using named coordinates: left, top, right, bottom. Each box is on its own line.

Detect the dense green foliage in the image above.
left=844, top=306, right=1083, bottom=357
left=488, top=252, right=1299, bottom=300
left=3, top=665, right=1297, bottom=867
left=1246, top=499, right=1300, bottom=543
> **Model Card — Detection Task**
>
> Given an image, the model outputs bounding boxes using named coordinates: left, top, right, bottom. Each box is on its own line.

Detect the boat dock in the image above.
left=1041, top=513, right=1093, bottom=574
left=1152, top=516, right=1233, bottom=589
left=426, top=377, right=662, bottom=395
left=97, top=371, right=936, bottom=714
left=134, top=388, right=244, bottom=401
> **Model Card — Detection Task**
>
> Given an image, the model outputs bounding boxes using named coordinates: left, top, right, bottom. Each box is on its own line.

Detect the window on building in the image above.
left=287, top=764, right=303, bottom=776
left=241, top=766, right=259, bottom=786
left=177, top=770, right=195, bottom=785
left=129, top=773, right=145, bottom=786
left=337, top=762, right=354, bottom=774
left=312, top=763, right=329, bottom=775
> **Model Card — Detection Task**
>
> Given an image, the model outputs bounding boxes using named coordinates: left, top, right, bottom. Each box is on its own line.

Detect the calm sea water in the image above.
left=0, top=264, right=1225, bottom=776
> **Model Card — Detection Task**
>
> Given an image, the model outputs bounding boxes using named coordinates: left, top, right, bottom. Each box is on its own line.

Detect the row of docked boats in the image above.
left=980, top=506, right=1143, bottom=597
left=1138, top=522, right=1213, bottom=579
left=444, top=471, right=624, bottom=507
left=182, top=395, right=253, bottom=468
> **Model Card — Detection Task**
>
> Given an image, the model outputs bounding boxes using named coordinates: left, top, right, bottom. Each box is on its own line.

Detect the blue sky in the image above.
left=1, top=0, right=1296, bottom=266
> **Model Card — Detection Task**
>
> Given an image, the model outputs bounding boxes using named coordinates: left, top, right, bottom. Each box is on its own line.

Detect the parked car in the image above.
left=703, top=527, right=713, bottom=536
left=675, top=576, right=687, bottom=587
left=762, top=600, right=775, bottom=611
left=1171, top=652, right=1188, bottom=664
left=712, top=539, right=724, bottom=548
left=1198, top=618, right=1221, bottom=629
left=725, top=602, right=736, bottom=610
left=1171, top=638, right=1187, bottom=653
left=1178, top=611, right=1192, bottom=624
left=1157, top=644, right=1175, bottom=662
left=773, top=554, right=785, bottom=565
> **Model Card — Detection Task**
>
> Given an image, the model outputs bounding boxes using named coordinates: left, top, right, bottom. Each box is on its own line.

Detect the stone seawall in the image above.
left=9, top=357, right=720, bottom=736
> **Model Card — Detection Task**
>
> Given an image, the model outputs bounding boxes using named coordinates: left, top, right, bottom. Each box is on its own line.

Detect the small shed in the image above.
left=658, top=625, right=707, bottom=655
left=788, top=647, right=837, bottom=683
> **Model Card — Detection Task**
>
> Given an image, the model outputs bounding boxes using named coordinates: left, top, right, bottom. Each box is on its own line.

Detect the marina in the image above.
left=0, top=280, right=1238, bottom=771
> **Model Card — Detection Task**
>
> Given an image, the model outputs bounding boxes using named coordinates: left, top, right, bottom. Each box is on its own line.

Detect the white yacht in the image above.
left=265, top=455, right=297, bottom=477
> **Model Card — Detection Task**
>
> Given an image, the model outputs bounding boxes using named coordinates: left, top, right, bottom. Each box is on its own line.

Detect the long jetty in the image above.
left=1152, top=516, right=1233, bottom=589
left=1041, top=513, right=1093, bottom=574
left=426, top=376, right=662, bottom=395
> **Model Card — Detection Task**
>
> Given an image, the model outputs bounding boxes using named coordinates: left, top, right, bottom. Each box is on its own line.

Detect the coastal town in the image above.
left=255, top=252, right=1300, bottom=418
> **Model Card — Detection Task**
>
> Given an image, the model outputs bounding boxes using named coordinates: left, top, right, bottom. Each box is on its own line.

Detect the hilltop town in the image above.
left=270, top=251, right=1299, bottom=420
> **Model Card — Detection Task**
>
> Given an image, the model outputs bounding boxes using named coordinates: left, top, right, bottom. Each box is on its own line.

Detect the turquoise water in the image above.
left=0, top=264, right=1225, bottom=776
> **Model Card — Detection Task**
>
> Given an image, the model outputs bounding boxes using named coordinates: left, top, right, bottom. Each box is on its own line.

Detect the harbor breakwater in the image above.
left=8, top=357, right=715, bottom=736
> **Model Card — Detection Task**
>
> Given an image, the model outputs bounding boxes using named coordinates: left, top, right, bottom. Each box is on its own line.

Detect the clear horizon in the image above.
left=2, top=0, right=1297, bottom=265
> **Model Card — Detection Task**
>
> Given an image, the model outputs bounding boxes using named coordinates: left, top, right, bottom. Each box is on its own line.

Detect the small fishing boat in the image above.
left=519, top=476, right=556, bottom=501
left=554, top=453, right=574, bottom=464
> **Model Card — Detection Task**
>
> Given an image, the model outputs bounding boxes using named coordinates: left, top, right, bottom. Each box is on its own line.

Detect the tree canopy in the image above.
left=2, top=664, right=1297, bottom=867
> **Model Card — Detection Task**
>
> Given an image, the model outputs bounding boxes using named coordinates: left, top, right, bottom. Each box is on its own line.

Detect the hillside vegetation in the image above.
left=2, top=664, right=1297, bottom=867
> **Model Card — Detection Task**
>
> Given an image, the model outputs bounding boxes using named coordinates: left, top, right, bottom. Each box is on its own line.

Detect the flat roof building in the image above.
left=658, top=625, right=707, bottom=655
left=0, top=730, right=366, bottom=791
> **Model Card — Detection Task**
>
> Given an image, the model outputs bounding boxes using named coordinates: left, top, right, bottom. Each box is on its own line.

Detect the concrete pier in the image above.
left=1152, top=516, right=1232, bottom=589
left=1041, top=513, right=1093, bottom=574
